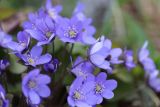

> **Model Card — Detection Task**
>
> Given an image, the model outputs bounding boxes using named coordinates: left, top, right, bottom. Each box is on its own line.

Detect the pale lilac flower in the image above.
left=0, top=84, right=9, bottom=107
left=17, top=46, right=52, bottom=67
left=89, top=36, right=123, bottom=72
left=138, top=41, right=156, bottom=74
left=67, top=76, right=95, bottom=107
left=124, top=50, right=136, bottom=70
left=149, top=70, right=160, bottom=92
left=0, top=31, right=12, bottom=48
left=22, top=69, right=51, bottom=105
left=7, top=31, right=30, bottom=52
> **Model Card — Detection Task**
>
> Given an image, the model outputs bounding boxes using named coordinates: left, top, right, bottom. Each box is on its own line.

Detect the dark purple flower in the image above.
left=67, top=76, right=95, bottom=107
left=124, top=50, right=136, bottom=70
left=89, top=72, right=117, bottom=105
left=45, top=0, right=62, bottom=22
left=22, top=69, right=51, bottom=105
left=0, top=31, right=12, bottom=48
left=71, top=57, right=94, bottom=79
left=0, top=60, right=9, bottom=75
left=0, top=84, right=9, bottom=107
left=17, top=46, right=52, bottom=67
left=7, top=31, right=30, bottom=52
left=138, top=41, right=156, bottom=74
left=26, top=16, right=56, bottom=46
left=44, top=58, right=59, bottom=73
left=89, top=36, right=123, bottom=72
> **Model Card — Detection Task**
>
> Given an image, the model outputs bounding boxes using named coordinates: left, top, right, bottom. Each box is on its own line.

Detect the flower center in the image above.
left=48, top=10, right=56, bottom=19
left=46, top=32, right=52, bottom=38
left=105, top=55, right=111, bottom=61
left=95, top=84, right=103, bottom=94
left=28, top=80, right=37, bottom=89
left=78, top=71, right=84, bottom=76
left=20, top=42, right=26, bottom=47
left=27, top=58, right=35, bottom=65
left=68, top=30, right=77, bottom=38
left=73, top=91, right=81, bottom=100
left=0, top=99, right=3, bottom=107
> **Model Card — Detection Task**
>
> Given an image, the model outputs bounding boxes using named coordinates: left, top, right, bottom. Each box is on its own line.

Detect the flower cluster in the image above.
left=0, top=0, right=160, bottom=107
left=138, top=41, right=160, bottom=91
left=68, top=72, right=117, bottom=107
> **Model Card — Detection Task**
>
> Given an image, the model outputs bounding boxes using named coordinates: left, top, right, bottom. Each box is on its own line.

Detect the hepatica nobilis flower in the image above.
left=89, top=36, right=123, bottom=72
left=72, top=3, right=96, bottom=45
left=0, top=31, right=12, bottom=48
left=91, top=72, right=117, bottom=105
left=123, top=50, right=136, bottom=70
left=17, top=46, right=52, bottom=67
left=22, top=9, right=46, bottom=30
left=0, top=84, right=9, bottom=107
left=138, top=41, right=156, bottom=74
left=45, top=0, right=62, bottom=22
left=0, top=60, right=9, bottom=75
left=26, top=16, right=56, bottom=46
left=71, top=56, right=94, bottom=79
left=149, top=70, right=160, bottom=92
left=7, top=31, right=30, bottom=52
left=57, top=16, right=83, bottom=43
left=67, top=76, right=95, bottom=107
left=22, top=69, right=51, bottom=105
left=44, top=58, right=59, bottom=73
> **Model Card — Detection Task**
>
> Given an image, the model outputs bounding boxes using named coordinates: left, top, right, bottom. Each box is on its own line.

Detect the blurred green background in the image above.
left=1, top=0, right=160, bottom=107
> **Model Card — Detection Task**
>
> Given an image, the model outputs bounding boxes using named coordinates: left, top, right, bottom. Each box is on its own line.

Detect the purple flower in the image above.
left=90, top=72, right=117, bottom=105
left=45, top=0, right=62, bottom=22
left=7, top=31, right=30, bottom=52
left=123, top=50, right=136, bottom=70
left=57, top=16, right=95, bottom=44
left=67, top=76, right=95, bottom=107
left=44, top=58, right=59, bottom=73
left=138, top=41, right=156, bottom=74
left=22, top=69, right=51, bottom=105
left=89, top=36, right=123, bottom=72
left=149, top=70, right=160, bottom=92
left=0, top=84, right=9, bottom=107
left=0, top=60, right=9, bottom=75
left=26, top=16, right=56, bottom=46
left=71, top=57, right=94, bottom=79
left=22, top=10, right=46, bottom=30
left=17, top=46, right=52, bottom=67
left=57, top=17, right=83, bottom=43
left=72, top=3, right=96, bottom=45
left=0, top=31, right=12, bottom=48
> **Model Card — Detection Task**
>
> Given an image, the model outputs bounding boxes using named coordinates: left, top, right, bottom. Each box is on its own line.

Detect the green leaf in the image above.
left=115, top=69, right=134, bottom=83
left=9, top=54, right=27, bottom=74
